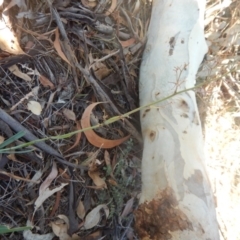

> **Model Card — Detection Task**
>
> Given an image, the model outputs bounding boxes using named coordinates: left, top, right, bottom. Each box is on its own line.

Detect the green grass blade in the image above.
left=0, top=149, right=34, bottom=154
left=0, top=131, right=25, bottom=149
left=0, top=225, right=31, bottom=234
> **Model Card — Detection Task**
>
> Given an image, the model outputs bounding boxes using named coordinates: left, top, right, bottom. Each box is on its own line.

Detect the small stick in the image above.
left=0, top=108, right=87, bottom=169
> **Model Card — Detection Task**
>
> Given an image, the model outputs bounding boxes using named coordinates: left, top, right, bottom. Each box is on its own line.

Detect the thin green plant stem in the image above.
left=0, top=81, right=208, bottom=153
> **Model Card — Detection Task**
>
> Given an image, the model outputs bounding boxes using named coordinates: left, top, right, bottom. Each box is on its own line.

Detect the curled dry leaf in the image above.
left=62, top=108, right=76, bottom=121
left=88, top=169, right=107, bottom=189
left=51, top=220, right=69, bottom=240
left=57, top=215, right=69, bottom=229
left=34, top=183, right=68, bottom=215
left=40, top=162, right=58, bottom=195
left=88, top=159, right=107, bottom=189
left=34, top=162, right=68, bottom=214
left=54, top=28, right=71, bottom=65
left=64, top=121, right=82, bottom=153
left=23, top=220, right=54, bottom=240
left=83, top=204, right=109, bottom=230
left=27, top=101, right=42, bottom=115
left=81, top=102, right=129, bottom=149
left=51, top=215, right=80, bottom=240
left=8, top=65, right=32, bottom=82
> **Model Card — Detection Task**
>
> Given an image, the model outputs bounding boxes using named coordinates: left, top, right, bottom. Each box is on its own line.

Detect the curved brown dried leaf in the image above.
left=64, top=121, right=82, bottom=153
left=54, top=28, right=71, bottom=65
left=81, top=102, right=129, bottom=149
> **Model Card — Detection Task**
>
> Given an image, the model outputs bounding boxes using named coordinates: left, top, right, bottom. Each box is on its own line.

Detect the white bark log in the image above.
left=135, top=0, right=220, bottom=239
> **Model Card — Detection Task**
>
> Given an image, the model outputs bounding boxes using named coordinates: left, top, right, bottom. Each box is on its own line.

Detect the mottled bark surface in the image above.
left=135, top=0, right=219, bottom=239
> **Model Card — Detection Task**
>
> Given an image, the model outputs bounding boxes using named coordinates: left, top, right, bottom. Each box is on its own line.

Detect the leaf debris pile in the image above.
left=0, top=0, right=151, bottom=239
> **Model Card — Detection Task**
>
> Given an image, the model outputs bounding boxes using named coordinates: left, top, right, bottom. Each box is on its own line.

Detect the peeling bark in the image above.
left=135, top=0, right=219, bottom=239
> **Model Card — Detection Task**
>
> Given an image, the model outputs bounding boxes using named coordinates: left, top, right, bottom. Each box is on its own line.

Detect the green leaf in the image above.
left=0, top=225, right=31, bottom=234
left=0, top=131, right=25, bottom=149
left=0, top=149, right=34, bottom=154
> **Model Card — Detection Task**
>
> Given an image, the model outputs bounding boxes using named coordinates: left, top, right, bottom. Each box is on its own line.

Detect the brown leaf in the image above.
left=62, top=108, right=76, bottom=121
left=94, top=64, right=111, bottom=80
left=89, top=53, right=112, bottom=80
left=64, top=121, right=82, bottom=153
left=120, top=38, right=136, bottom=48
left=107, top=178, right=118, bottom=186
left=0, top=136, right=5, bottom=144
left=120, top=197, right=134, bottom=220
left=104, top=150, right=114, bottom=178
left=88, top=171, right=107, bottom=189
left=81, top=103, right=129, bottom=149
left=88, top=160, right=107, bottom=189
left=84, top=231, right=102, bottom=240
left=39, top=75, right=55, bottom=89
left=77, top=200, right=86, bottom=220
left=54, top=28, right=71, bottom=65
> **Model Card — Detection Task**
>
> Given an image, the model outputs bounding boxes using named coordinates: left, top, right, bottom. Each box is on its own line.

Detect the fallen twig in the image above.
left=0, top=108, right=87, bottom=169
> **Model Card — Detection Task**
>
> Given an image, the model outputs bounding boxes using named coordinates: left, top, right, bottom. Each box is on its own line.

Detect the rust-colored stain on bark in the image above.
left=180, top=113, right=188, bottom=118
left=134, top=187, right=193, bottom=240
left=149, top=130, right=156, bottom=141
left=142, top=108, right=151, bottom=118
left=179, top=99, right=189, bottom=112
